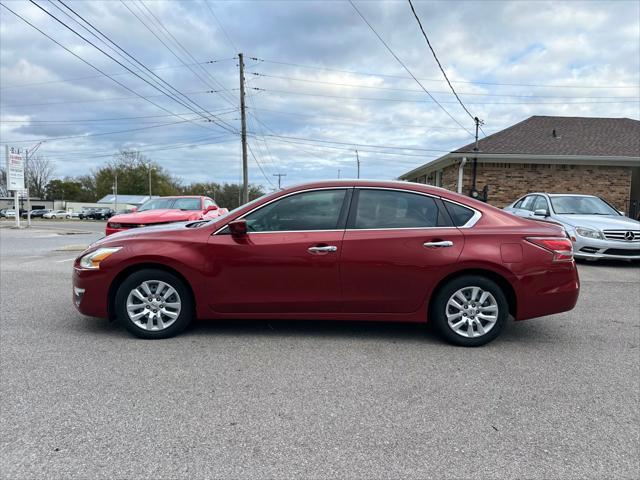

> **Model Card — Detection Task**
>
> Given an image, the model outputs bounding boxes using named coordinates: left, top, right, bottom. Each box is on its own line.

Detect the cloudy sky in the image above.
left=1, top=0, right=639, bottom=191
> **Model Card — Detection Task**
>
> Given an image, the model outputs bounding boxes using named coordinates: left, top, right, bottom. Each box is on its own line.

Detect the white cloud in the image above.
left=0, top=0, right=638, bottom=191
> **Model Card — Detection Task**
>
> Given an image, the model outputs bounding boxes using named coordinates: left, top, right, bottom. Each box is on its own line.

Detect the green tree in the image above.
left=94, top=150, right=182, bottom=199
left=181, top=182, right=265, bottom=209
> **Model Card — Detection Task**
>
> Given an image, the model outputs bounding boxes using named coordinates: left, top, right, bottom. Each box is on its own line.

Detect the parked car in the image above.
left=22, top=209, right=52, bottom=219
left=73, top=180, right=579, bottom=345
left=0, top=208, right=6, bottom=218
left=88, top=208, right=116, bottom=220
left=4, top=209, right=17, bottom=218
left=44, top=210, right=71, bottom=219
left=78, top=208, right=97, bottom=220
left=504, top=193, right=640, bottom=261
left=105, top=196, right=229, bottom=235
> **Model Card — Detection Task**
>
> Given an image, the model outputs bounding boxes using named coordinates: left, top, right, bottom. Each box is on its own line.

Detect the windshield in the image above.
left=139, top=198, right=201, bottom=211
left=550, top=196, right=619, bottom=215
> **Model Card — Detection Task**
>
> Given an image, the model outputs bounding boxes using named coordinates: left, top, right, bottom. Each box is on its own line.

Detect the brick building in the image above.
left=399, top=116, right=640, bottom=217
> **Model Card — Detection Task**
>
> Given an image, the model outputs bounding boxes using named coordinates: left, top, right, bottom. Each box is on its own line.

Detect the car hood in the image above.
left=109, top=209, right=202, bottom=224
left=554, top=214, right=640, bottom=230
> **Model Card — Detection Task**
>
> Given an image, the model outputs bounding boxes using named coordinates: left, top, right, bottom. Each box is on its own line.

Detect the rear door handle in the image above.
left=308, top=245, right=338, bottom=253
left=423, top=241, right=453, bottom=248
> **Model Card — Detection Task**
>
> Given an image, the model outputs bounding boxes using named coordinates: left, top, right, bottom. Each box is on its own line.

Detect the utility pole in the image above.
left=238, top=53, right=249, bottom=204
left=113, top=170, right=118, bottom=212
left=470, top=116, right=482, bottom=199
left=148, top=163, right=153, bottom=197
left=273, top=173, right=287, bottom=189
left=355, top=149, right=360, bottom=179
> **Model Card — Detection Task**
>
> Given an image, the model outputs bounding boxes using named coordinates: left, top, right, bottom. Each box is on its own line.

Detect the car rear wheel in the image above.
left=115, top=269, right=193, bottom=339
left=431, top=275, right=508, bottom=347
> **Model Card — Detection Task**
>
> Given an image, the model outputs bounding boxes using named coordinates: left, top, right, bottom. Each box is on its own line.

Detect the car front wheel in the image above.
left=431, top=275, right=509, bottom=347
left=115, top=269, right=193, bottom=339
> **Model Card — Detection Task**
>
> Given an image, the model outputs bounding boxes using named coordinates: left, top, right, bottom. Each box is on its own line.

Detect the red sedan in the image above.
left=73, top=181, right=579, bottom=346
left=105, top=196, right=228, bottom=236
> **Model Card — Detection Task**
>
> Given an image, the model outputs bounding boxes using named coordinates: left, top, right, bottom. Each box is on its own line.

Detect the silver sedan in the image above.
left=504, top=193, right=640, bottom=261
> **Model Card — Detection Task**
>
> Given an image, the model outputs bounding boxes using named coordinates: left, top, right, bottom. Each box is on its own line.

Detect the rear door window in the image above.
left=351, top=189, right=446, bottom=229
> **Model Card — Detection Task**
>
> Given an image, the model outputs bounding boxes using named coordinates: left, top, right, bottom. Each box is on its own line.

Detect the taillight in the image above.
left=526, top=237, right=574, bottom=262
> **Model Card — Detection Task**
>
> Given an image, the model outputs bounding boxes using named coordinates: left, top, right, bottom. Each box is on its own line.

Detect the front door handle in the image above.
left=308, top=245, right=338, bottom=253
left=423, top=240, right=453, bottom=248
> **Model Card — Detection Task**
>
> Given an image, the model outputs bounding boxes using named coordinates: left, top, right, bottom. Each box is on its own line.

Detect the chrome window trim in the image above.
left=213, top=187, right=351, bottom=235
left=213, top=185, right=482, bottom=234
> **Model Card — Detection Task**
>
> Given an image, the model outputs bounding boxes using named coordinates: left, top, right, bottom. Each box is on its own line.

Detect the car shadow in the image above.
left=72, top=312, right=565, bottom=347
left=575, top=258, right=639, bottom=268
left=187, top=318, right=441, bottom=344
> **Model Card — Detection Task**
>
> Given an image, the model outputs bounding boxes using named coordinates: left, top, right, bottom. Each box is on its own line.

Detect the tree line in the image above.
left=1, top=150, right=266, bottom=210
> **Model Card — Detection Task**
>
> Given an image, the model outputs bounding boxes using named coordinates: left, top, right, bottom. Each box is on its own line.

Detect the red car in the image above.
left=105, top=196, right=228, bottom=236
left=73, top=180, right=579, bottom=346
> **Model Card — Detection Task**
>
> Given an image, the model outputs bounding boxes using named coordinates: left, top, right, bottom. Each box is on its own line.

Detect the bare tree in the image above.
left=26, top=155, right=55, bottom=199
left=0, top=168, right=8, bottom=197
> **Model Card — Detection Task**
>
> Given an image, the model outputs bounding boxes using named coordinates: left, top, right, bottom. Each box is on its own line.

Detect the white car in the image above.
left=44, top=210, right=71, bottom=219
left=4, top=209, right=17, bottom=218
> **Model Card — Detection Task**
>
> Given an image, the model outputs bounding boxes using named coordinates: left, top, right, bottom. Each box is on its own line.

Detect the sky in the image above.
left=1, top=0, right=639, bottom=192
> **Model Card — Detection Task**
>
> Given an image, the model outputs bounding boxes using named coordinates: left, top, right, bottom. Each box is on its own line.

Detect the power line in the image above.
left=49, top=0, right=238, bottom=133
left=251, top=132, right=450, bottom=153
left=2, top=90, right=226, bottom=108
left=250, top=58, right=640, bottom=90
left=203, top=0, right=238, bottom=52
left=0, top=108, right=238, bottom=124
left=1, top=118, right=201, bottom=145
left=247, top=106, right=486, bottom=131
left=251, top=87, right=638, bottom=105
left=0, top=1, right=219, bottom=136
left=250, top=72, right=639, bottom=100
left=348, top=1, right=473, bottom=136
left=129, top=0, right=238, bottom=108
left=50, top=0, right=216, bottom=122
left=407, top=0, right=474, bottom=120
left=0, top=59, right=234, bottom=90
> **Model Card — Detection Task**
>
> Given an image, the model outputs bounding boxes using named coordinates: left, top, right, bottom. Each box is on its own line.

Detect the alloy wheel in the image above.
left=445, top=286, right=499, bottom=338
left=126, top=280, right=182, bottom=331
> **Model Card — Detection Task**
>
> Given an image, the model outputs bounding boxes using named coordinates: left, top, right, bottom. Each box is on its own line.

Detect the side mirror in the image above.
left=533, top=209, right=549, bottom=217
left=130, top=207, right=138, bottom=213
left=204, top=205, right=219, bottom=213
left=228, top=219, right=247, bottom=236
left=618, top=210, right=625, bottom=216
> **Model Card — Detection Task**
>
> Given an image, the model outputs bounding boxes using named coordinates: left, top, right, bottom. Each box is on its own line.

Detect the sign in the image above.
left=5, top=149, right=25, bottom=191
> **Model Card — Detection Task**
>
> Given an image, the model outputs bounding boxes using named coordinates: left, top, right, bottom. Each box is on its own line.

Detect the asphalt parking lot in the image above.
left=1, top=220, right=638, bottom=479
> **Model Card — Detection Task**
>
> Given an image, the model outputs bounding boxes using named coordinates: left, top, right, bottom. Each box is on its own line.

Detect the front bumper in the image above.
left=572, top=236, right=640, bottom=261
left=72, top=267, right=111, bottom=317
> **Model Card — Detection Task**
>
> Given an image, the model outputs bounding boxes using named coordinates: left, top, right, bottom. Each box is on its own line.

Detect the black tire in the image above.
left=115, top=268, right=194, bottom=339
left=430, top=275, right=509, bottom=347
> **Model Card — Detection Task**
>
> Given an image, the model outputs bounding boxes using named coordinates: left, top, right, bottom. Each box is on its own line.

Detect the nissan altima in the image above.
left=73, top=181, right=580, bottom=346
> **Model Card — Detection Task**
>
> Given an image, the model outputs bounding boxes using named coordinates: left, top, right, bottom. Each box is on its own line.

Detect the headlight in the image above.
left=575, top=227, right=604, bottom=240
left=78, top=247, right=122, bottom=269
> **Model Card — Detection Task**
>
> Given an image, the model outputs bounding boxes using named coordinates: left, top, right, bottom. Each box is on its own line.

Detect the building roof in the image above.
left=97, top=194, right=154, bottom=205
left=454, top=116, right=640, bottom=157
left=400, top=115, right=640, bottom=180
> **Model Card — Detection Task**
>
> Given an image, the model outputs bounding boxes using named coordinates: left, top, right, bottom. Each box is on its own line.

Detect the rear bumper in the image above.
left=516, top=262, right=580, bottom=321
